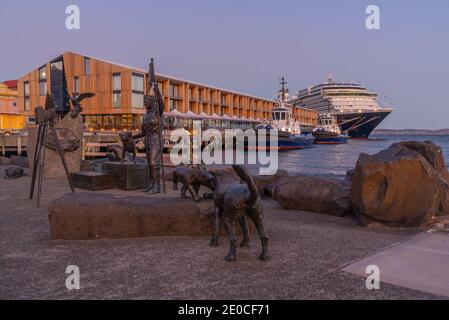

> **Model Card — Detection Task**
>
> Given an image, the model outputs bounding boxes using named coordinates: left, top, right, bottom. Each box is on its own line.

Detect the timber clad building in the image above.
left=0, top=80, right=23, bottom=131
left=17, top=51, right=317, bottom=130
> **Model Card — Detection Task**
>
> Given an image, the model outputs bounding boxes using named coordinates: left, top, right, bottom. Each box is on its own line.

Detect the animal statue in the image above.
left=70, top=92, right=96, bottom=118
left=173, top=165, right=215, bottom=202
left=119, top=132, right=137, bottom=164
left=209, top=165, right=270, bottom=262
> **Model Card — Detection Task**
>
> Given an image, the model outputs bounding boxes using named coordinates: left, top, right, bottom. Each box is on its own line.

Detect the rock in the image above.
left=9, top=156, right=29, bottom=168
left=350, top=141, right=449, bottom=227
left=0, top=156, right=10, bottom=165
left=46, top=128, right=80, bottom=152
left=48, top=193, right=215, bottom=240
left=273, top=175, right=352, bottom=216
left=4, top=166, right=24, bottom=180
left=345, top=169, right=355, bottom=182
left=252, top=169, right=289, bottom=196
left=27, top=113, right=83, bottom=177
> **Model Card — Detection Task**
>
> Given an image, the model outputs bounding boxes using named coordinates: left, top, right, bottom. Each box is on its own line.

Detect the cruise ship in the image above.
left=288, top=76, right=394, bottom=138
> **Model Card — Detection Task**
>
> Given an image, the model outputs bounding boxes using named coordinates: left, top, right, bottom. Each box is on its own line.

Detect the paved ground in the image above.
left=0, top=167, right=445, bottom=299
left=344, top=233, right=449, bottom=297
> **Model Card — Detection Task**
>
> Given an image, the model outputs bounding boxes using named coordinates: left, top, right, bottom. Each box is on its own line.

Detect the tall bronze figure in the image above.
left=133, top=58, right=166, bottom=194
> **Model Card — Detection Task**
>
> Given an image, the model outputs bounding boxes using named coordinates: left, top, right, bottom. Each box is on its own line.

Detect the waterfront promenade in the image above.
left=0, top=169, right=445, bottom=299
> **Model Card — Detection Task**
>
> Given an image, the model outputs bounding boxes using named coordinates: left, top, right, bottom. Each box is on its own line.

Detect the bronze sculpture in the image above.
left=209, top=165, right=270, bottom=262
left=118, top=132, right=137, bottom=164
left=173, top=165, right=215, bottom=202
left=30, top=93, right=75, bottom=206
left=133, top=59, right=165, bottom=194
left=70, top=92, right=95, bottom=118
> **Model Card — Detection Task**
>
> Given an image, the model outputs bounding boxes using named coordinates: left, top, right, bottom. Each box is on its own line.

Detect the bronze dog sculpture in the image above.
left=210, top=165, right=270, bottom=262
left=119, top=132, right=137, bottom=164
left=173, top=165, right=214, bottom=202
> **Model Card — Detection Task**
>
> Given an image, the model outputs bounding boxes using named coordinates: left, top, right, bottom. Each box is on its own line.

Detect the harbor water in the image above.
left=276, top=135, right=449, bottom=179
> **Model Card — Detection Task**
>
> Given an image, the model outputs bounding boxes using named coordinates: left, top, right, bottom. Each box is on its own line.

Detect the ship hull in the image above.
left=250, top=131, right=315, bottom=151
left=335, top=110, right=392, bottom=139
left=312, top=133, right=348, bottom=144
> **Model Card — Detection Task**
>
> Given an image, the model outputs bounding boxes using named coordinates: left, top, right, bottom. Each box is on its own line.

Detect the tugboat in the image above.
left=312, top=113, right=348, bottom=144
left=253, top=78, right=315, bottom=150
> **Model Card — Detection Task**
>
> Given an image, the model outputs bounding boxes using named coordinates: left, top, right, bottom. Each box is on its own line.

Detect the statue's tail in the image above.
left=232, top=165, right=259, bottom=204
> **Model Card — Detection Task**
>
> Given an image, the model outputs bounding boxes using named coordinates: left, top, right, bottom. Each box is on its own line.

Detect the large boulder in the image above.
left=252, top=169, right=289, bottom=196
left=351, top=141, right=449, bottom=227
left=273, top=175, right=352, bottom=216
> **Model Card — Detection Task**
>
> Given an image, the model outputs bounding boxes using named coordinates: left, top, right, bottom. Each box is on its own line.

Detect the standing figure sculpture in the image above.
left=133, top=59, right=165, bottom=194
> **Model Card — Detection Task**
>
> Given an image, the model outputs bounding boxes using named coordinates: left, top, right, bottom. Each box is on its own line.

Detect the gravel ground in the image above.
left=0, top=166, right=443, bottom=299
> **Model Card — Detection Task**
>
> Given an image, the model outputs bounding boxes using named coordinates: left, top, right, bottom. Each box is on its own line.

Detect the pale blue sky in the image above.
left=1, top=0, right=448, bottom=129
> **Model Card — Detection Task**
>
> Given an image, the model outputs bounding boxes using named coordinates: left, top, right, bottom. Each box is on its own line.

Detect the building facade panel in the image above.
left=17, top=51, right=317, bottom=130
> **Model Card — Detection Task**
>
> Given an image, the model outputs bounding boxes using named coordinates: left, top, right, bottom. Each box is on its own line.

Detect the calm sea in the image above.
left=276, top=135, right=449, bottom=179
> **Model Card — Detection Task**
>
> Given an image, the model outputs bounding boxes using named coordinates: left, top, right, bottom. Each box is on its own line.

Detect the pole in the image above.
left=49, top=124, right=75, bottom=193
left=29, top=125, right=43, bottom=199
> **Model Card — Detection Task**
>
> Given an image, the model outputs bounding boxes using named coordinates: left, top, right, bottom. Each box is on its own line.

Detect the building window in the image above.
left=39, top=66, right=46, bottom=80
left=24, top=82, right=30, bottom=111
left=131, top=73, right=144, bottom=108
left=73, top=77, right=80, bottom=95
left=170, top=99, right=179, bottom=111
left=39, top=66, right=47, bottom=96
left=221, top=95, right=226, bottom=105
left=84, top=57, right=90, bottom=75
left=112, top=73, right=121, bottom=108
left=39, top=81, right=47, bottom=96
left=169, top=84, right=179, bottom=98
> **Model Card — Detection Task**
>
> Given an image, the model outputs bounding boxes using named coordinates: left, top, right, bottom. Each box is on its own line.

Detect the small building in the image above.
left=17, top=51, right=317, bottom=131
left=0, top=81, right=23, bottom=132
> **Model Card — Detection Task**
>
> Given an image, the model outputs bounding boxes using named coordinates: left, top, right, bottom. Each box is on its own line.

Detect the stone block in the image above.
left=71, top=171, right=115, bottom=191
left=103, top=162, right=148, bottom=190
left=48, top=193, right=215, bottom=240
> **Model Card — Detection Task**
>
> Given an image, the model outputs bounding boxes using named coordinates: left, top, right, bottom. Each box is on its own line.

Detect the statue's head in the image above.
left=144, top=95, right=158, bottom=111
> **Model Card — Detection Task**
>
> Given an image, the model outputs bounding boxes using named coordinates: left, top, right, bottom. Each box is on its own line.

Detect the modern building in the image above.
left=17, top=51, right=317, bottom=131
left=0, top=80, right=23, bottom=132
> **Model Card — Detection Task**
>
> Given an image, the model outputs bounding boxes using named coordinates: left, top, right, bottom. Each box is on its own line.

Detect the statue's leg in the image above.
left=223, top=214, right=238, bottom=262
left=181, top=184, right=188, bottom=198
left=147, top=142, right=161, bottom=194
left=186, top=183, right=200, bottom=202
left=239, top=215, right=250, bottom=247
left=144, top=146, right=153, bottom=192
left=247, top=211, right=270, bottom=261
left=209, top=206, right=221, bottom=247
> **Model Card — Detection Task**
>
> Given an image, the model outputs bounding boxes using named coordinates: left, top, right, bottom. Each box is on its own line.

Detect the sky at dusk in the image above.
left=1, top=0, right=448, bottom=129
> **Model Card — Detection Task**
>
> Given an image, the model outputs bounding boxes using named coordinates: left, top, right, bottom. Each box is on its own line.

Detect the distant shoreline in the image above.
left=373, top=129, right=449, bottom=136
